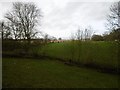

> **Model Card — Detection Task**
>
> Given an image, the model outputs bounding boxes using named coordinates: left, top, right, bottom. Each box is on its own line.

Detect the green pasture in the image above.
left=3, top=58, right=118, bottom=88
left=38, top=41, right=119, bottom=69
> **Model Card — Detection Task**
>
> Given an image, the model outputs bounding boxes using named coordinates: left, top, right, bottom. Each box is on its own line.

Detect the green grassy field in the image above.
left=37, top=41, right=119, bottom=69
left=3, top=40, right=119, bottom=70
left=3, top=58, right=118, bottom=88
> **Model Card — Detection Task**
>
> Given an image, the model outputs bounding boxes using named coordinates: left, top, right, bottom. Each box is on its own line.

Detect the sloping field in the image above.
left=39, top=41, right=119, bottom=69
left=3, top=58, right=118, bottom=88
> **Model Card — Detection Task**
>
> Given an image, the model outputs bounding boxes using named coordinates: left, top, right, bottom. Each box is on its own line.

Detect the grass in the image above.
left=3, top=40, right=119, bottom=70
left=39, top=41, right=119, bottom=69
left=3, top=57, right=119, bottom=88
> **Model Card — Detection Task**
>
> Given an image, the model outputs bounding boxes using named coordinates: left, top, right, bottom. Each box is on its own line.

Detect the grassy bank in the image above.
left=39, top=41, right=119, bottom=70
left=2, top=40, right=119, bottom=73
left=3, top=57, right=118, bottom=88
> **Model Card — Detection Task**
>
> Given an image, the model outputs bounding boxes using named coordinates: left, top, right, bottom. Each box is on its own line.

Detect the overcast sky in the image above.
left=0, top=0, right=119, bottom=39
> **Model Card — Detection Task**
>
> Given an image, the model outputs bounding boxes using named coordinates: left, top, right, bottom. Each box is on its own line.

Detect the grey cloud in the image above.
left=0, top=0, right=118, bottom=39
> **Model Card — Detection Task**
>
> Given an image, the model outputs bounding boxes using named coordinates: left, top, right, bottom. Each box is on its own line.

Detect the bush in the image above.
left=91, top=35, right=103, bottom=41
left=2, top=39, right=44, bottom=57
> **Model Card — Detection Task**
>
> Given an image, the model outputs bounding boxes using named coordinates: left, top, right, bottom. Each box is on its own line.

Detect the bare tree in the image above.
left=105, top=1, right=120, bottom=41
left=5, top=2, right=42, bottom=40
left=80, top=30, right=83, bottom=41
left=84, top=28, right=88, bottom=40
left=76, top=27, right=82, bottom=40
left=44, top=34, right=49, bottom=44
left=70, top=32, right=75, bottom=41
left=0, top=21, right=4, bottom=40
left=75, top=27, right=82, bottom=62
left=84, top=26, right=93, bottom=41
left=0, top=21, right=12, bottom=39
left=75, top=26, right=93, bottom=41
left=106, top=1, right=120, bottom=30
